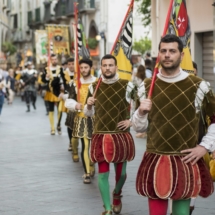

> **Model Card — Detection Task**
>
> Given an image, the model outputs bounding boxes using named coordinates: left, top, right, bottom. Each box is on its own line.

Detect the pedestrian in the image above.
left=0, top=70, right=6, bottom=119
left=6, top=69, right=15, bottom=104
left=132, top=34, right=215, bottom=215
left=65, top=58, right=96, bottom=183
left=192, top=61, right=197, bottom=76
left=85, top=54, right=141, bottom=215
left=20, top=62, right=37, bottom=112
left=145, top=58, right=153, bottom=78
left=133, top=65, right=148, bottom=138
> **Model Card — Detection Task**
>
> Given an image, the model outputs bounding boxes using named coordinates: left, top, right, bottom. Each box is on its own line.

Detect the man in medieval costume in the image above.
left=41, top=54, right=64, bottom=135
left=132, top=34, right=215, bottom=215
left=84, top=54, right=141, bottom=215
left=20, top=62, right=37, bottom=112
left=64, top=58, right=96, bottom=184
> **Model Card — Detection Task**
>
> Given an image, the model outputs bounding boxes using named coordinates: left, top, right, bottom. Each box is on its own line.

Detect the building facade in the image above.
left=151, top=0, right=215, bottom=90
left=0, top=0, right=11, bottom=64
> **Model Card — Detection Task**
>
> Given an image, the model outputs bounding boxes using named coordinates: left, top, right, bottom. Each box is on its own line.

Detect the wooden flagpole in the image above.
left=74, top=2, right=81, bottom=102
left=147, top=0, right=174, bottom=99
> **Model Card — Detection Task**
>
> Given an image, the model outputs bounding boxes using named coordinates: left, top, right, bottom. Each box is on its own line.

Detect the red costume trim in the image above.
left=90, top=133, right=135, bottom=163
left=136, top=153, right=214, bottom=199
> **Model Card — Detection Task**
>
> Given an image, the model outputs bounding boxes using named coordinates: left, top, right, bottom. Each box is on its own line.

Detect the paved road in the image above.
left=0, top=97, right=215, bottom=215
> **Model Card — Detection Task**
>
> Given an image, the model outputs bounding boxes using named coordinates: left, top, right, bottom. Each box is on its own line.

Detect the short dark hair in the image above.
left=146, top=52, right=151, bottom=57
left=136, top=65, right=146, bottom=81
left=145, top=59, right=152, bottom=67
left=101, top=54, right=117, bottom=66
left=159, top=34, right=184, bottom=52
left=51, top=54, right=56, bottom=58
left=192, top=61, right=197, bottom=70
left=67, top=58, right=74, bottom=63
left=79, top=58, right=92, bottom=67
left=62, top=61, right=67, bottom=66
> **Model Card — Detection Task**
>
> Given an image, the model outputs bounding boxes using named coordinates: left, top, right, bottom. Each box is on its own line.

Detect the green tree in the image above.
left=133, top=37, right=151, bottom=55
left=1, top=42, right=17, bottom=56
left=135, top=0, right=151, bottom=27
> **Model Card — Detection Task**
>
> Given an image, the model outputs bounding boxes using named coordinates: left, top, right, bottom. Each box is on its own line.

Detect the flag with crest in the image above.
left=167, top=0, right=194, bottom=73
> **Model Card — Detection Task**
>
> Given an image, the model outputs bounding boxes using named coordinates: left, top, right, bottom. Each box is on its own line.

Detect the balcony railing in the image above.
left=78, top=0, right=95, bottom=12
left=12, top=30, right=23, bottom=43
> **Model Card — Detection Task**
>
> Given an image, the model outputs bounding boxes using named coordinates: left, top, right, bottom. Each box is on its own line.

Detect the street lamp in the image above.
left=96, top=31, right=106, bottom=56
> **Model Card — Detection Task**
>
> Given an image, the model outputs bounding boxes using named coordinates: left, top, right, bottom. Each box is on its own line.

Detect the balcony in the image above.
left=78, top=0, right=96, bottom=13
left=65, top=0, right=74, bottom=16
left=55, top=0, right=67, bottom=19
left=12, top=30, right=23, bottom=43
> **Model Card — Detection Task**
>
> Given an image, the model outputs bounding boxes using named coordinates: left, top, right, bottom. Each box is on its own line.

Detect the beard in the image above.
left=103, top=72, right=116, bottom=79
left=82, top=69, right=91, bottom=78
left=160, top=58, right=181, bottom=74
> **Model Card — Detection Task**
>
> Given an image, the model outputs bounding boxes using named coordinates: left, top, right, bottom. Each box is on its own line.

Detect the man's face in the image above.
left=51, top=56, right=58, bottom=66
left=80, top=63, right=91, bottom=78
left=101, top=58, right=117, bottom=79
left=159, top=42, right=184, bottom=72
left=68, top=61, right=74, bottom=72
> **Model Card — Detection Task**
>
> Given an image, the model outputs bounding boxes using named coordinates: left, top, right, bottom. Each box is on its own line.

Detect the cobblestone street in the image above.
left=0, top=97, right=215, bottom=215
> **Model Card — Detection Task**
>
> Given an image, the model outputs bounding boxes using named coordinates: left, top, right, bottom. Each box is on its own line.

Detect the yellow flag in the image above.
left=111, top=0, right=134, bottom=80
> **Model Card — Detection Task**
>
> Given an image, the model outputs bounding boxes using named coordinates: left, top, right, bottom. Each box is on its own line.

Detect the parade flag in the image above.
left=167, top=0, right=193, bottom=73
left=110, top=0, right=134, bottom=81
left=35, top=30, right=48, bottom=64
left=148, top=0, right=193, bottom=98
left=46, top=25, right=70, bottom=56
left=77, top=18, right=90, bottom=59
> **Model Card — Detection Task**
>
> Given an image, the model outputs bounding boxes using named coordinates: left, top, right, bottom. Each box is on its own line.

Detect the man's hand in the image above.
left=138, top=99, right=152, bottom=116
left=87, top=97, right=96, bottom=110
left=46, top=73, right=50, bottom=79
left=181, top=145, right=208, bottom=165
left=75, top=103, right=82, bottom=111
left=117, top=120, right=131, bottom=131
left=58, top=93, right=64, bottom=99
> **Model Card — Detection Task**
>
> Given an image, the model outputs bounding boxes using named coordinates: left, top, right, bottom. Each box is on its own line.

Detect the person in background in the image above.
left=20, top=62, right=38, bottom=112
left=6, top=69, right=15, bottom=104
left=145, top=58, right=152, bottom=78
left=193, top=61, right=197, bottom=76
left=0, top=69, right=6, bottom=120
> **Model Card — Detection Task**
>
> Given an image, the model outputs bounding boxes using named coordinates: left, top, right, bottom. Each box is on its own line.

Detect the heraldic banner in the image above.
left=46, top=25, right=70, bottom=57
left=35, top=30, right=48, bottom=64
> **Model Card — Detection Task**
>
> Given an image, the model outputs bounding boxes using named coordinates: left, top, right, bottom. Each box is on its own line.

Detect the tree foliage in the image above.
left=1, top=42, right=17, bottom=56
left=135, top=0, right=151, bottom=27
left=133, top=37, right=151, bottom=55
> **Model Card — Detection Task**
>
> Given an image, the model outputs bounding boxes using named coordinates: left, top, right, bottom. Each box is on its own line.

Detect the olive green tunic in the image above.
left=144, top=75, right=215, bottom=155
